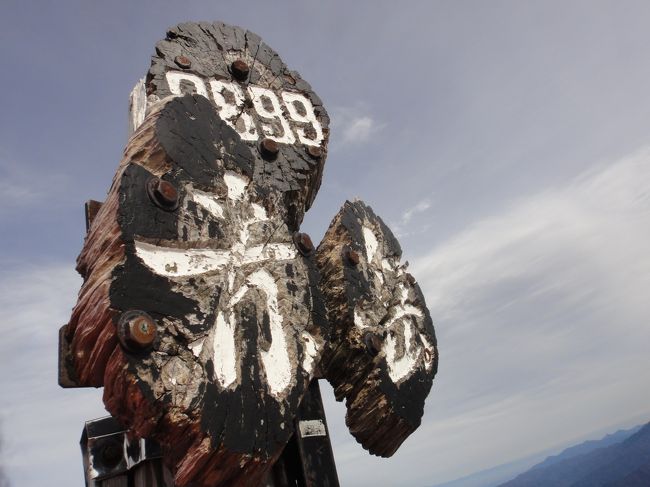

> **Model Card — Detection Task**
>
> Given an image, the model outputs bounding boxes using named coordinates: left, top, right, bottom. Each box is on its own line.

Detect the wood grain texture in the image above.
left=317, top=200, right=438, bottom=457
left=66, top=38, right=330, bottom=484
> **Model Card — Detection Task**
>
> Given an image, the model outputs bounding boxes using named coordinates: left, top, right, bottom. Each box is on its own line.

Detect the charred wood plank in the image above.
left=66, top=20, right=331, bottom=487
left=316, top=200, right=438, bottom=457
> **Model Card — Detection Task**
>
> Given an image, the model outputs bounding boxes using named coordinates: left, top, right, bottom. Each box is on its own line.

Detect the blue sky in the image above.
left=1, top=1, right=650, bottom=486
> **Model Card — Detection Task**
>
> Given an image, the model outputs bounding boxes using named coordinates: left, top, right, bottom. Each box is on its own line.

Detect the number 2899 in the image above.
left=165, top=71, right=324, bottom=147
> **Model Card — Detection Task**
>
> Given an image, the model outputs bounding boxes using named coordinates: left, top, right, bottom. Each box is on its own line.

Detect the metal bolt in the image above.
left=174, top=55, right=192, bottom=69
left=293, top=232, right=315, bottom=256
left=146, top=177, right=179, bottom=211
left=259, top=138, right=280, bottom=160
left=231, top=59, right=250, bottom=81
left=306, top=145, right=322, bottom=159
left=118, top=310, right=157, bottom=352
left=363, top=332, right=383, bottom=357
left=342, top=246, right=360, bottom=266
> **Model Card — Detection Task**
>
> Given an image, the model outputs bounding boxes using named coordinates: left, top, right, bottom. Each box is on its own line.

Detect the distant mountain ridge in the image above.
left=428, top=423, right=644, bottom=487
left=498, top=421, right=650, bottom=487
left=529, top=424, right=643, bottom=472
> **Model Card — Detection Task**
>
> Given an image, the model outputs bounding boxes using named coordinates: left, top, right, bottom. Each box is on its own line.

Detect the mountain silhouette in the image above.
left=498, top=422, right=650, bottom=487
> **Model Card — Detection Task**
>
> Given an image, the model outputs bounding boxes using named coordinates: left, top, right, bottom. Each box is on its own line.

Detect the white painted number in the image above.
left=282, top=92, right=323, bottom=146
left=209, top=80, right=258, bottom=141
left=164, top=71, right=323, bottom=146
left=249, top=86, right=295, bottom=144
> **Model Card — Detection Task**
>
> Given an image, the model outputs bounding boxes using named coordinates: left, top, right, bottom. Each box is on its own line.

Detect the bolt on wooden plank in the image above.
left=60, top=20, right=438, bottom=487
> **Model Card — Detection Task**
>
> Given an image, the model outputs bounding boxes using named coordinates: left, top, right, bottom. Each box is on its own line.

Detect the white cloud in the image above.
left=330, top=105, right=384, bottom=145
left=324, top=147, right=650, bottom=486
left=0, top=263, right=106, bottom=486
left=391, top=198, right=432, bottom=238
left=402, top=199, right=431, bottom=224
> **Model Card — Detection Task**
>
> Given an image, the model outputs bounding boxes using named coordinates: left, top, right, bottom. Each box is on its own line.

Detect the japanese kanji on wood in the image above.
left=60, top=20, right=439, bottom=487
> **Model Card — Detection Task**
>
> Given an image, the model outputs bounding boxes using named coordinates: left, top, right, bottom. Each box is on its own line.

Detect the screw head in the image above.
left=118, top=310, right=157, bottom=352
left=174, top=55, right=192, bottom=69
left=306, top=145, right=322, bottom=159
left=363, top=332, right=383, bottom=357
left=147, top=177, right=179, bottom=211
left=342, top=246, right=360, bottom=266
left=230, top=59, right=250, bottom=81
left=293, top=232, right=315, bottom=256
left=259, top=138, right=280, bottom=160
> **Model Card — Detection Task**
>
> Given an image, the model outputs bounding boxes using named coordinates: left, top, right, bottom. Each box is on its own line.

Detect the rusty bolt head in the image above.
left=118, top=310, right=157, bottom=352
left=293, top=232, right=315, bottom=256
left=259, top=138, right=280, bottom=160
left=147, top=177, right=179, bottom=211
left=306, top=145, right=322, bottom=159
left=363, top=332, right=383, bottom=357
left=174, top=55, right=192, bottom=69
left=342, top=246, right=360, bottom=266
left=231, top=59, right=250, bottom=81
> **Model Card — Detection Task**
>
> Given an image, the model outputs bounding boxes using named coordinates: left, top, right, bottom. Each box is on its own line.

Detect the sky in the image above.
left=1, top=1, right=650, bottom=486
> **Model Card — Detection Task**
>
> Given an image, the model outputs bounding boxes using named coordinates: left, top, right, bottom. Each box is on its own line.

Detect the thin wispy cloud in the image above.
left=0, top=263, right=106, bottom=486
left=392, top=198, right=432, bottom=238
left=402, top=200, right=431, bottom=224
left=324, top=147, right=650, bottom=486
left=330, top=105, right=384, bottom=145
left=408, top=147, right=650, bottom=483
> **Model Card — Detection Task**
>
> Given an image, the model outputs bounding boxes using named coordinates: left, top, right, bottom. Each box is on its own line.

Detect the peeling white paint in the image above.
left=385, top=319, right=421, bottom=384
left=224, top=171, right=248, bottom=201
left=136, top=174, right=307, bottom=400
left=192, top=191, right=224, bottom=218
left=189, top=337, right=206, bottom=358
left=362, top=226, right=379, bottom=262
left=246, top=269, right=292, bottom=396
left=165, top=71, right=209, bottom=98
left=135, top=241, right=229, bottom=277
left=251, top=203, right=267, bottom=220
left=384, top=285, right=425, bottom=383
left=249, top=86, right=296, bottom=144
left=301, top=332, right=319, bottom=373
left=242, top=243, right=296, bottom=265
left=281, top=92, right=324, bottom=146
left=420, top=335, right=436, bottom=371
left=213, top=311, right=238, bottom=388
left=354, top=308, right=370, bottom=330
left=209, top=79, right=258, bottom=141
left=163, top=71, right=325, bottom=148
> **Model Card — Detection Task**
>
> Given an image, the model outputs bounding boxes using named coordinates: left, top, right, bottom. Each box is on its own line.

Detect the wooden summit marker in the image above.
left=60, top=20, right=438, bottom=487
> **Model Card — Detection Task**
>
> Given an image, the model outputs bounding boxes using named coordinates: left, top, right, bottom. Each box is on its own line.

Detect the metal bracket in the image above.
left=80, top=416, right=163, bottom=486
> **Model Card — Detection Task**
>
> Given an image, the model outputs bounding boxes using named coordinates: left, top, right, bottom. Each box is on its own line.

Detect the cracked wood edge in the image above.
left=316, top=200, right=438, bottom=457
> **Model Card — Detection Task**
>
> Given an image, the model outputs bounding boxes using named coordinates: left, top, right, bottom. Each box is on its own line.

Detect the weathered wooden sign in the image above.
left=60, top=20, right=438, bottom=487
